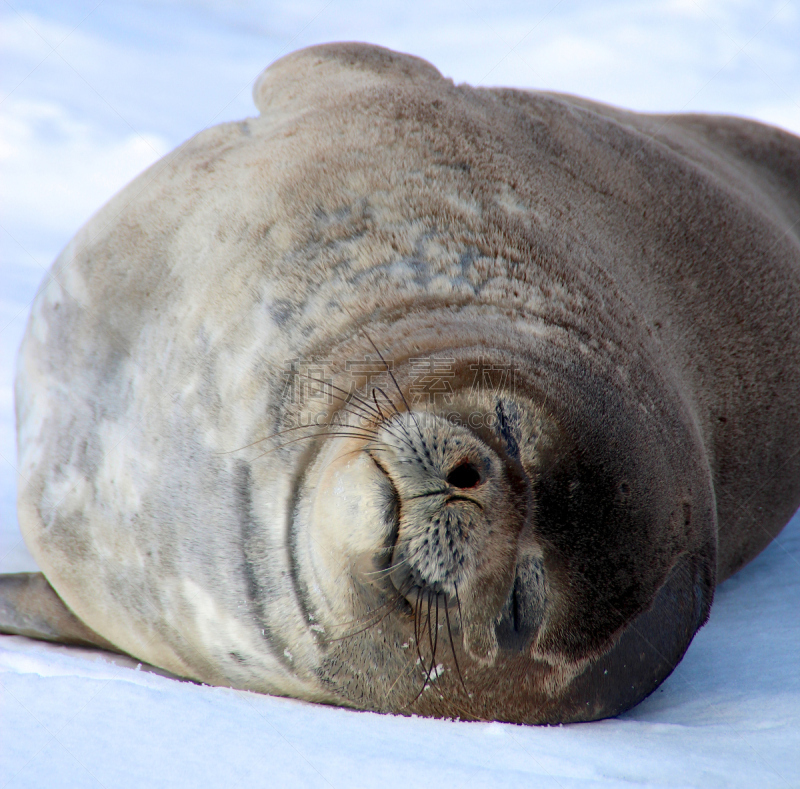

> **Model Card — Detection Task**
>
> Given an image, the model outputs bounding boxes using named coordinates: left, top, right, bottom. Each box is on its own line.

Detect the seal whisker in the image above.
left=361, top=538, right=431, bottom=582
left=215, top=421, right=325, bottom=454
left=319, top=408, right=385, bottom=436
left=296, top=374, right=424, bottom=447
left=371, top=385, right=404, bottom=422
left=302, top=374, right=384, bottom=422
left=383, top=658, right=417, bottom=704
left=422, top=589, right=437, bottom=689
left=406, top=593, right=428, bottom=709
left=405, top=588, right=439, bottom=709
left=289, top=372, right=421, bottom=449
left=369, top=531, right=439, bottom=582
left=272, top=429, right=378, bottom=448
left=429, top=591, right=440, bottom=684
left=357, top=325, right=425, bottom=442
left=324, top=576, right=416, bottom=636
left=413, top=588, right=429, bottom=688
left=325, top=594, right=406, bottom=642
left=250, top=431, right=377, bottom=460
left=373, top=418, right=418, bottom=453
left=370, top=388, right=389, bottom=423
left=426, top=593, right=450, bottom=710
left=329, top=445, right=386, bottom=465
left=454, top=583, right=465, bottom=632
left=364, top=398, right=418, bottom=451
left=218, top=407, right=382, bottom=455
left=300, top=374, right=416, bottom=451
left=444, top=592, right=468, bottom=696
left=362, top=554, right=409, bottom=580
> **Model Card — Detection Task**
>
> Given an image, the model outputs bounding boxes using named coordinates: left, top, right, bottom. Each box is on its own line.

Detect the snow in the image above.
left=1, top=2, right=799, bottom=786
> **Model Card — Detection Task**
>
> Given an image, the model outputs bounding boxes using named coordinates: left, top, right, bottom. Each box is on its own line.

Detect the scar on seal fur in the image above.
left=2, top=42, right=799, bottom=724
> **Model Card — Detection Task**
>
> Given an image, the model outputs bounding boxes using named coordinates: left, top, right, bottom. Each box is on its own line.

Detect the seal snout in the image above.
left=372, top=410, right=529, bottom=662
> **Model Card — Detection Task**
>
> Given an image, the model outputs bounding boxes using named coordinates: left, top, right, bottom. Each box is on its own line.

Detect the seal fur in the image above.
left=5, top=42, right=800, bottom=723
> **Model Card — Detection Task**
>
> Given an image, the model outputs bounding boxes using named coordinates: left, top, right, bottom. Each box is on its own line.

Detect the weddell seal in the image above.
left=3, top=43, right=800, bottom=724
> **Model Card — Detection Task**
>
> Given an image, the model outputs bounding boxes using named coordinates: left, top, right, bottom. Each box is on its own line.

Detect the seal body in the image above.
left=8, top=43, right=800, bottom=723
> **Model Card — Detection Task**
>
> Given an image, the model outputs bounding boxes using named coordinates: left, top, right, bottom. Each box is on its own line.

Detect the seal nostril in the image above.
left=446, top=462, right=481, bottom=489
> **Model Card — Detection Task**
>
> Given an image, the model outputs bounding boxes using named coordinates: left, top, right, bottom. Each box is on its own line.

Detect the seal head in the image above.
left=289, top=328, right=716, bottom=722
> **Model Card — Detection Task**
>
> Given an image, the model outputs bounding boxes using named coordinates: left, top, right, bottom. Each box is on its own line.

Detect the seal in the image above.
left=3, top=42, right=799, bottom=724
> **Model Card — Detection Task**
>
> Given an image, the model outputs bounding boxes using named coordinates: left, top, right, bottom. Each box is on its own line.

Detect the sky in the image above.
left=1, top=2, right=799, bottom=787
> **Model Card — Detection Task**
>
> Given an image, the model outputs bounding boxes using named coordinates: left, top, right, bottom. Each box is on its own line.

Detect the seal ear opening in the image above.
left=252, top=42, right=444, bottom=118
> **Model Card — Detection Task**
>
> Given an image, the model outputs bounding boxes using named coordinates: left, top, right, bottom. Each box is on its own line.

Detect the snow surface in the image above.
left=1, top=2, right=799, bottom=787
left=2, top=513, right=799, bottom=788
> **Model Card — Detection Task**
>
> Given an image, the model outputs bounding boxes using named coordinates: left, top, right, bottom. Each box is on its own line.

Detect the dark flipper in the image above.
left=0, top=572, right=119, bottom=652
